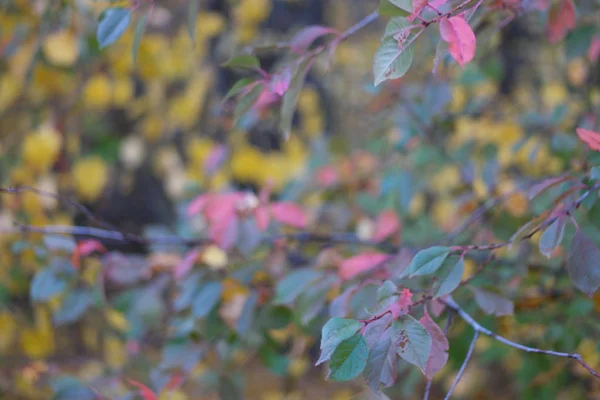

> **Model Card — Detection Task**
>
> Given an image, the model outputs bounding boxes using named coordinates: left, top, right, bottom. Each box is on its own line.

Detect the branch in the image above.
left=444, top=330, right=479, bottom=400
left=442, top=297, right=600, bottom=380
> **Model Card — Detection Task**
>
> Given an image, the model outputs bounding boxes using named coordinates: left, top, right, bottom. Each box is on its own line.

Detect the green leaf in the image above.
left=192, top=281, right=222, bottom=318
left=539, top=216, right=566, bottom=259
left=317, top=317, right=362, bottom=365
left=236, top=291, right=258, bottom=334
left=382, top=17, right=411, bottom=42
left=132, top=13, right=148, bottom=64
left=53, top=289, right=91, bottom=325
left=393, top=315, right=431, bottom=374
left=590, top=166, right=600, bottom=181
left=30, top=268, right=68, bottom=302
left=188, top=0, right=199, bottom=44
left=363, top=327, right=397, bottom=389
left=222, top=54, right=261, bottom=70
left=373, top=38, right=414, bottom=87
left=567, top=229, right=600, bottom=297
left=274, top=269, right=322, bottom=305
left=259, top=305, right=292, bottom=330
left=97, top=8, right=131, bottom=49
left=378, top=0, right=412, bottom=17
left=376, top=280, right=398, bottom=302
left=435, top=256, right=464, bottom=298
left=328, top=334, right=369, bottom=381
left=173, top=272, right=203, bottom=311
left=280, top=57, right=314, bottom=139
left=405, top=246, right=450, bottom=277
left=224, top=78, right=256, bottom=103
left=233, top=83, right=264, bottom=125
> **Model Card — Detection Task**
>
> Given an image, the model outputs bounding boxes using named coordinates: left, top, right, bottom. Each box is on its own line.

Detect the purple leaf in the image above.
left=567, top=229, right=600, bottom=297
left=289, top=25, right=338, bottom=53
left=472, top=287, right=514, bottom=316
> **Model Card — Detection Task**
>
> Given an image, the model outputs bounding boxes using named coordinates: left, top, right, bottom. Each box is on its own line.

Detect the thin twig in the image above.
left=444, top=330, right=479, bottom=400
left=442, top=297, right=600, bottom=379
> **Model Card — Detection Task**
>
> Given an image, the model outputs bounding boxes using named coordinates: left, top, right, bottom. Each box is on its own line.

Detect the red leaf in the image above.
left=420, top=307, right=449, bottom=379
left=316, top=165, right=339, bottom=188
left=126, top=379, right=157, bottom=400
left=254, top=206, right=270, bottom=232
left=187, top=193, right=210, bottom=216
left=409, top=0, right=447, bottom=22
left=173, top=248, right=200, bottom=280
left=339, top=252, right=390, bottom=280
left=204, top=193, right=242, bottom=222
left=576, top=128, right=600, bottom=151
left=289, top=25, right=338, bottom=53
left=166, top=373, right=184, bottom=390
left=72, top=239, right=107, bottom=269
left=372, top=209, right=400, bottom=242
left=588, top=36, right=600, bottom=63
left=439, top=15, right=476, bottom=67
left=270, top=202, right=307, bottom=229
left=547, top=0, right=575, bottom=44
left=388, top=288, right=413, bottom=318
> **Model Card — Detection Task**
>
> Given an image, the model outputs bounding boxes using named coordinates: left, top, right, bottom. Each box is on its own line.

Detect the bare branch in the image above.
left=442, top=297, right=600, bottom=380
left=444, top=330, right=479, bottom=400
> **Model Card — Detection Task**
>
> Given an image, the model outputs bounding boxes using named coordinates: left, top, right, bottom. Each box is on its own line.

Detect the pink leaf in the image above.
left=429, top=298, right=446, bottom=317
left=187, top=194, right=210, bottom=216
left=388, top=288, right=413, bottom=318
left=173, top=249, right=200, bottom=280
left=126, top=379, right=157, bottom=400
left=547, top=0, right=575, bottom=44
left=420, top=307, right=449, bottom=379
left=253, top=87, right=280, bottom=110
left=210, top=214, right=239, bottom=250
left=72, top=239, right=107, bottom=269
left=289, top=25, right=338, bottom=53
left=339, top=252, right=390, bottom=280
left=373, top=209, right=400, bottom=242
left=588, top=36, right=600, bottom=63
left=439, top=15, right=476, bottom=67
left=316, top=165, right=339, bottom=188
left=204, top=193, right=242, bottom=222
left=409, top=0, right=447, bottom=22
left=576, top=128, right=600, bottom=151
left=269, top=67, right=293, bottom=96
left=254, top=206, right=270, bottom=232
left=270, top=202, right=307, bottom=229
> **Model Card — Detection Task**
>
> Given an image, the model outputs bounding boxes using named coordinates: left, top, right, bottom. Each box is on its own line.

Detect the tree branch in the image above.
left=444, top=330, right=479, bottom=400
left=442, top=297, right=600, bottom=380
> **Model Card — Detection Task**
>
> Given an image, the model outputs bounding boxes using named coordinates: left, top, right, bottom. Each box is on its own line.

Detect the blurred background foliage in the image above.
left=1, top=0, right=600, bottom=399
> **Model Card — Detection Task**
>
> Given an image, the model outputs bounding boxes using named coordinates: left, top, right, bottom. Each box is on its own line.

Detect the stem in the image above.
left=339, top=11, right=379, bottom=41
left=444, top=330, right=479, bottom=400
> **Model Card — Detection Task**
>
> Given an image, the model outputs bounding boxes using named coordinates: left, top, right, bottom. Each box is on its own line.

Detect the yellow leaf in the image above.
left=104, top=334, right=127, bottom=369
left=22, top=125, right=62, bottom=173
left=21, top=328, right=54, bottom=359
left=42, top=30, right=79, bottom=67
left=72, top=156, right=108, bottom=201
left=83, top=74, right=113, bottom=110
left=288, top=357, right=309, bottom=378
left=0, top=310, right=16, bottom=352
left=105, top=309, right=129, bottom=332
left=159, top=389, right=188, bottom=400
left=201, top=245, right=228, bottom=270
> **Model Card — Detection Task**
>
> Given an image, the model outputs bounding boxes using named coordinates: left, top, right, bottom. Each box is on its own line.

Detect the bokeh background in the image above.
left=1, top=0, right=600, bottom=399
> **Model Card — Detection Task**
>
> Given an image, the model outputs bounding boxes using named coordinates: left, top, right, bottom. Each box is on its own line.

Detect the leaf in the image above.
left=435, top=256, right=464, bottom=298
left=222, top=54, right=261, bottom=70
left=393, top=315, right=432, bottom=374
left=270, top=202, right=307, bottom=228
left=576, top=128, right=600, bottom=151
left=472, top=287, right=514, bottom=316
left=289, top=25, right=338, bottom=53
left=382, top=16, right=411, bottom=42
left=373, top=209, right=400, bottom=242
left=187, top=0, right=199, bottom=44
left=547, top=0, right=576, bottom=44
left=373, top=37, right=414, bottom=87
left=132, top=13, right=148, bottom=64
left=223, top=78, right=256, bottom=103
left=539, top=216, right=566, bottom=259
left=280, top=57, right=314, bottom=138
left=378, top=0, right=412, bottom=17
left=317, top=317, right=362, bottom=365
left=234, top=83, right=264, bottom=125
left=376, top=280, right=398, bottom=303
left=410, top=0, right=447, bottom=22
left=97, top=8, right=131, bottom=49
left=405, top=246, right=450, bottom=277
left=419, top=308, right=449, bottom=379
left=339, top=252, right=390, bottom=281
left=363, top=328, right=397, bottom=389
left=567, top=229, right=600, bottom=296
left=237, top=291, right=258, bottom=334
left=173, top=249, right=200, bottom=280
left=274, top=269, right=322, bottom=305
left=53, top=289, right=91, bottom=325
left=439, top=15, right=476, bottom=66
left=30, top=268, right=67, bottom=302
left=328, top=334, right=369, bottom=381
left=192, top=281, right=222, bottom=318
left=528, top=176, right=572, bottom=200
left=126, top=379, right=157, bottom=400
left=72, top=239, right=107, bottom=269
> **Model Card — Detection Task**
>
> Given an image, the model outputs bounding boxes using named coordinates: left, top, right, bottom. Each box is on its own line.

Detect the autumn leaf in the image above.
left=339, top=252, right=390, bottom=280
left=72, top=239, right=107, bottom=269
left=419, top=307, right=449, bottom=379
left=576, top=128, right=600, bottom=151
left=547, top=0, right=576, bottom=44
left=126, top=379, right=157, bottom=400
left=289, top=25, right=338, bottom=53
left=270, top=202, right=307, bottom=229
left=439, top=15, right=476, bottom=66
left=372, top=209, right=400, bottom=242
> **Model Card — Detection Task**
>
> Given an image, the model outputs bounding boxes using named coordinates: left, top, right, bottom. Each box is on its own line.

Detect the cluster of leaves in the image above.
left=2, top=0, right=600, bottom=399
